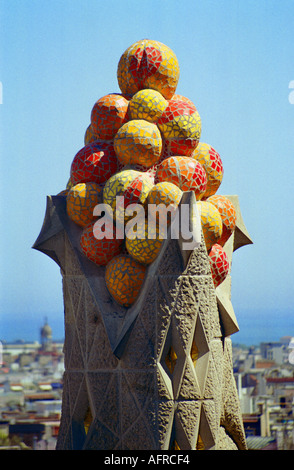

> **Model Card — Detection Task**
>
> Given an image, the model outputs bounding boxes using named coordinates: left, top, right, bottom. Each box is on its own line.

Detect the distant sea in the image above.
left=1, top=310, right=293, bottom=346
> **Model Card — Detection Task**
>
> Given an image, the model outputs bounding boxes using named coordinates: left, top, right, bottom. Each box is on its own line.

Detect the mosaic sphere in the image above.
left=70, top=141, right=121, bottom=186
left=80, top=222, right=123, bottom=266
left=114, top=119, right=162, bottom=168
left=171, top=94, right=197, bottom=112
left=105, top=254, right=146, bottom=307
left=123, top=173, right=154, bottom=209
left=147, top=181, right=182, bottom=224
left=155, top=156, right=207, bottom=199
left=90, top=93, right=129, bottom=140
left=117, top=39, right=180, bottom=100
left=66, top=182, right=103, bottom=227
left=128, top=89, right=168, bottom=122
left=207, top=195, right=237, bottom=246
left=103, top=169, right=142, bottom=220
left=157, top=98, right=202, bottom=156
left=197, top=201, right=223, bottom=251
left=191, top=143, right=224, bottom=198
left=126, top=217, right=165, bottom=264
left=209, top=244, right=230, bottom=288
left=84, top=124, right=97, bottom=145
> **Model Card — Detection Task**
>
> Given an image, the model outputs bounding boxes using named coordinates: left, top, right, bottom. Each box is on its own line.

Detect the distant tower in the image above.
left=40, top=317, right=52, bottom=351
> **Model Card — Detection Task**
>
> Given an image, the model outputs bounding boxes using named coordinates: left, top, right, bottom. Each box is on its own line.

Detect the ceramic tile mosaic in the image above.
left=91, top=93, right=129, bottom=140
left=147, top=181, right=182, bottom=224
left=172, top=94, right=197, bottom=111
left=155, top=156, right=207, bottom=199
left=66, top=182, right=103, bottom=227
left=197, top=201, right=223, bottom=251
left=114, top=119, right=162, bottom=168
left=70, top=141, right=121, bottom=186
left=117, top=39, right=180, bottom=100
left=123, top=174, right=153, bottom=209
left=125, top=217, right=165, bottom=265
left=80, top=222, right=123, bottom=266
left=209, top=243, right=230, bottom=288
left=128, top=88, right=168, bottom=122
left=84, top=124, right=97, bottom=145
left=157, top=97, right=201, bottom=156
left=207, top=195, right=237, bottom=246
left=105, top=254, right=146, bottom=307
left=191, top=143, right=223, bottom=198
left=102, top=169, right=143, bottom=220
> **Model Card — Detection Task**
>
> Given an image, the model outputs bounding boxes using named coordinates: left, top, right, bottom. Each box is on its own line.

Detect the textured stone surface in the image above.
left=33, top=192, right=252, bottom=450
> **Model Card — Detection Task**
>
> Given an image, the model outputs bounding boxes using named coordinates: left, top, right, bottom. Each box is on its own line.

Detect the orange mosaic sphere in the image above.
left=114, top=119, right=162, bottom=168
left=80, top=223, right=123, bottom=266
left=105, top=254, right=146, bottom=307
left=155, top=156, right=207, bottom=199
left=90, top=93, right=129, bottom=140
left=66, top=182, right=103, bottom=227
left=84, top=124, right=97, bottom=145
left=191, top=143, right=224, bottom=198
left=117, top=39, right=180, bottom=100
left=197, top=201, right=223, bottom=251
left=207, top=195, right=237, bottom=246
left=209, top=244, right=230, bottom=288
left=157, top=97, right=201, bottom=156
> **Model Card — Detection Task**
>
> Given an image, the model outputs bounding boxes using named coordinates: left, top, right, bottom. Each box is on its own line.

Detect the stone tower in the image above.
left=33, top=191, right=252, bottom=450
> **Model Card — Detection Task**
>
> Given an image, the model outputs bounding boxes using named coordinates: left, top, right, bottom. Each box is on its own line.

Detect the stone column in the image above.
left=33, top=192, right=252, bottom=450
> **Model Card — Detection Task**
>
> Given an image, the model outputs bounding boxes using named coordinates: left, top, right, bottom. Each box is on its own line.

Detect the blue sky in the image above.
left=0, top=0, right=294, bottom=343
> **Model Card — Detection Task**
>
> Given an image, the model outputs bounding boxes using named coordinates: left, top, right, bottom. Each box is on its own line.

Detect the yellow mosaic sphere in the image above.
left=191, top=143, right=224, bottom=198
left=103, top=169, right=142, bottom=220
left=147, top=181, right=182, bottom=224
left=105, top=254, right=146, bottom=307
left=128, top=89, right=168, bottom=123
left=114, top=119, right=162, bottom=168
left=197, top=201, right=223, bottom=251
left=126, top=216, right=165, bottom=265
left=117, top=39, right=180, bottom=100
left=66, top=182, right=103, bottom=227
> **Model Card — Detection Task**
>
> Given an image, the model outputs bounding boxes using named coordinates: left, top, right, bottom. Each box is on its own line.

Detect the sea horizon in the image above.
left=1, top=309, right=293, bottom=348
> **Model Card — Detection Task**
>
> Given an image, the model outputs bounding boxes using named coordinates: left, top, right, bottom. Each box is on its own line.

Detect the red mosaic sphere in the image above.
left=90, top=93, right=129, bottom=140
left=191, top=143, right=224, bottom=198
left=117, top=39, right=180, bottom=100
left=171, top=94, right=197, bottom=112
left=157, top=98, right=201, bottom=156
left=105, top=254, right=146, bottom=307
left=207, top=195, right=237, bottom=246
left=209, top=243, right=230, bottom=288
left=155, top=156, right=207, bottom=199
left=123, top=173, right=154, bottom=209
left=80, top=222, right=123, bottom=266
left=70, top=141, right=121, bottom=186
